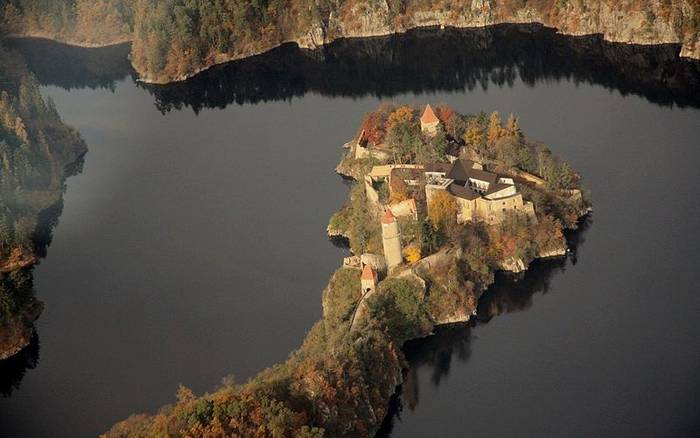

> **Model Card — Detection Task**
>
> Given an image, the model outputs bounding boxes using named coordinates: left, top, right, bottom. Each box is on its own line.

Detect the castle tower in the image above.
left=360, top=264, right=378, bottom=295
left=420, top=104, right=440, bottom=136
left=381, top=209, right=403, bottom=269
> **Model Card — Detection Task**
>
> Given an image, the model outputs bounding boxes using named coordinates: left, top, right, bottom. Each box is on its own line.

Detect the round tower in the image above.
left=381, top=209, right=403, bottom=269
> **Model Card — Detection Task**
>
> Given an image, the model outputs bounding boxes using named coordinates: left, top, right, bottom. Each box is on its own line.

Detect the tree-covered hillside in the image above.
left=2, top=0, right=700, bottom=83
left=0, top=38, right=87, bottom=358
left=127, top=0, right=700, bottom=83
left=1, top=0, right=133, bottom=45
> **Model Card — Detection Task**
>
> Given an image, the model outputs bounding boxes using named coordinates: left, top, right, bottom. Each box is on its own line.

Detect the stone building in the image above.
left=381, top=209, right=403, bottom=269
left=420, top=104, right=440, bottom=136
left=426, top=159, right=535, bottom=224
left=354, top=129, right=391, bottom=161
left=389, top=198, right=418, bottom=221
left=360, top=264, right=378, bottom=295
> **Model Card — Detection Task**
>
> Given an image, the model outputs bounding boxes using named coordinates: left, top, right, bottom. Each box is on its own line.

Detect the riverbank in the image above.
left=128, top=0, right=699, bottom=84
left=138, top=19, right=700, bottom=85
left=5, top=33, right=130, bottom=49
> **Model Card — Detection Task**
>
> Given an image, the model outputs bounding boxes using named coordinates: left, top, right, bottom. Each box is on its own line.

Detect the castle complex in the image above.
left=362, top=105, right=536, bottom=270
left=425, top=159, right=535, bottom=224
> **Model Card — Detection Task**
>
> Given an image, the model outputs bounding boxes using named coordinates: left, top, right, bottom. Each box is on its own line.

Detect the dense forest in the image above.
left=2, top=0, right=699, bottom=83
left=1, top=0, right=133, bottom=45
left=104, top=104, right=589, bottom=437
left=0, top=37, right=87, bottom=359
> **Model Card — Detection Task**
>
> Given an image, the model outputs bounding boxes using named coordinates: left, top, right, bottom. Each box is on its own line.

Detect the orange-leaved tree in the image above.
left=385, top=105, right=414, bottom=131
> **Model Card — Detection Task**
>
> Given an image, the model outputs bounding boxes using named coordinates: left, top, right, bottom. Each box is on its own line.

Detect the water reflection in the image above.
left=0, top=40, right=87, bottom=388
left=139, top=25, right=700, bottom=113
left=0, top=332, right=39, bottom=397
left=377, top=217, right=591, bottom=436
left=6, top=38, right=132, bottom=91
left=9, top=25, right=699, bottom=112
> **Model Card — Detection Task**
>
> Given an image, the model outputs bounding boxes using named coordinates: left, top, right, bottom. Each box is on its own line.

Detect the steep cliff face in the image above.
left=126, top=0, right=700, bottom=83
left=317, top=0, right=700, bottom=58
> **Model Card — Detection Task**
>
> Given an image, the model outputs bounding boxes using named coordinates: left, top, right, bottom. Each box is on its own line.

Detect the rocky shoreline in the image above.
left=8, top=14, right=699, bottom=85
left=140, top=16, right=700, bottom=84
left=5, top=33, right=131, bottom=49
left=0, top=300, right=42, bottom=361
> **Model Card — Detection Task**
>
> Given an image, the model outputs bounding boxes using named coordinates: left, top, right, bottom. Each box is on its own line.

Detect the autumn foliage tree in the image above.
left=488, top=211, right=536, bottom=262
left=403, top=244, right=421, bottom=264
left=434, top=104, right=455, bottom=123
left=358, top=109, right=388, bottom=146
left=389, top=176, right=409, bottom=204
left=427, top=190, right=457, bottom=231
left=384, top=106, right=421, bottom=163
left=1, top=0, right=132, bottom=45
left=504, top=113, right=522, bottom=138
left=487, top=110, right=504, bottom=145
left=385, top=105, right=414, bottom=129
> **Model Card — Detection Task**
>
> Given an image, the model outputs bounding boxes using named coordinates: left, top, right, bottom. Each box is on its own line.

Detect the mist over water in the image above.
left=1, top=25, right=699, bottom=437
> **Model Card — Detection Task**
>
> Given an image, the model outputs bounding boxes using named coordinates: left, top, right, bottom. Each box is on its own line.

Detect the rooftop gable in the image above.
left=361, top=264, right=377, bottom=281
left=381, top=209, right=396, bottom=224
left=484, top=182, right=512, bottom=196
left=467, top=169, right=498, bottom=185
left=446, top=159, right=480, bottom=182
left=420, top=104, right=439, bottom=124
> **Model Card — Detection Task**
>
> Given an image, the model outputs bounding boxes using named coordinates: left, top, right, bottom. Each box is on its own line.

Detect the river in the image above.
left=1, top=24, right=699, bottom=437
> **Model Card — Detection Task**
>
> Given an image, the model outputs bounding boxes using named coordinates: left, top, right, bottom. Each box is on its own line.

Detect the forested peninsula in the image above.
left=0, top=38, right=87, bottom=359
left=1, top=0, right=700, bottom=84
left=104, top=104, right=590, bottom=437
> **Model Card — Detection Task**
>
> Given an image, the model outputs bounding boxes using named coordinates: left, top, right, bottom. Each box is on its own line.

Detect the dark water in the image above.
left=1, top=25, right=700, bottom=437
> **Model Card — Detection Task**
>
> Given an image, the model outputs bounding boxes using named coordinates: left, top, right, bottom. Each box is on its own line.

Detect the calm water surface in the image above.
left=1, top=26, right=699, bottom=437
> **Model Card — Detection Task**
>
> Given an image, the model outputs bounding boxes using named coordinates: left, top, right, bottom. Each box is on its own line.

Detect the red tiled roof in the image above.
left=420, top=104, right=439, bottom=124
left=361, top=264, right=377, bottom=280
left=381, top=209, right=396, bottom=224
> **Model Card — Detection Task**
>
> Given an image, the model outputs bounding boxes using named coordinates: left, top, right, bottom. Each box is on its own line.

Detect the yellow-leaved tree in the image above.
left=487, top=111, right=503, bottom=145
left=404, top=245, right=422, bottom=264
left=428, top=191, right=457, bottom=229
left=385, top=106, right=414, bottom=131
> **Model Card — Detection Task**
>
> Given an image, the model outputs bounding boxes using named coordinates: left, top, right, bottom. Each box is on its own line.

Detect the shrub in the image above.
left=322, top=268, right=362, bottom=330
left=367, top=277, right=431, bottom=343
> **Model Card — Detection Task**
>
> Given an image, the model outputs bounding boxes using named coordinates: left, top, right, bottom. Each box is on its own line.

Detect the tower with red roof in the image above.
left=420, top=104, right=440, bottom=136
left=381, top=209, right=403, bottom=269
left=360, top=264, right=378, bottom=295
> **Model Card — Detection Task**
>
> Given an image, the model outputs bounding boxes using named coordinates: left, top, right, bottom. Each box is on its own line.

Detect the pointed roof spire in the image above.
left=421, top=104, right=439, bottom=124
left=361, top=264, right=377, bottom=281
left=381, top=209, right=396, bottom=224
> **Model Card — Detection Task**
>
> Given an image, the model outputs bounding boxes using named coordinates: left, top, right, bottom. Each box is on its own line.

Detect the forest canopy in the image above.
left=1, top=0, right=133, bottom=45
